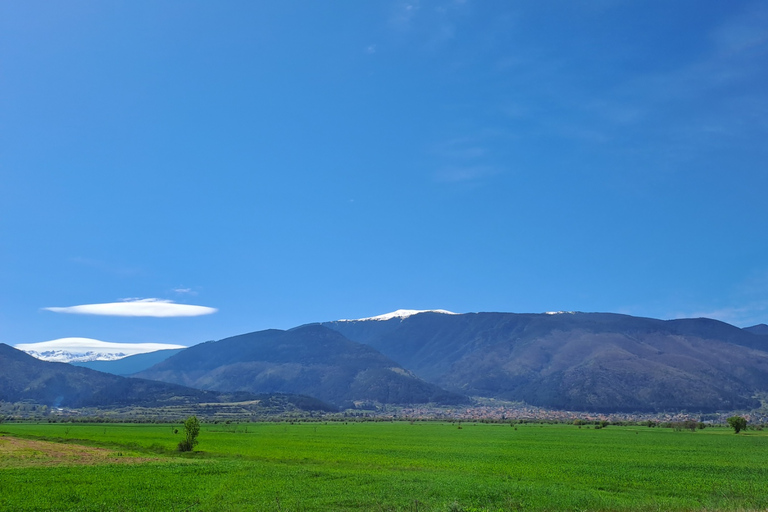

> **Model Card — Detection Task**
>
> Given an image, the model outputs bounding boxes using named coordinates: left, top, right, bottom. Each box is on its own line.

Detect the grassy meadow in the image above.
left=1, top=421, right=767, bottom=511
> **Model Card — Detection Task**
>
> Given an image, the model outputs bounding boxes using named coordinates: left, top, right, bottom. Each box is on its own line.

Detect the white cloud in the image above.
left=43, top=298, right=218, bottom=317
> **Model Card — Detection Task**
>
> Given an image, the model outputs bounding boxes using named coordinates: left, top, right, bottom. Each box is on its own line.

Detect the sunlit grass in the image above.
left=1, top=421, right=767, bottom=511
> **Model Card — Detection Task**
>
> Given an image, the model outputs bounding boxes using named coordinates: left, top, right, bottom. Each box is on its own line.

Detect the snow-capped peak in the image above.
left=15, top=337, right=186, bottom=363
left=339, top=309, right=458, bottom=322
left=22, top=349, right=129, bottom=363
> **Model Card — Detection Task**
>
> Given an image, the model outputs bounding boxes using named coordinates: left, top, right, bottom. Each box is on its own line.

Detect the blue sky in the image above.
left=2, top=1, right=767, bottom=348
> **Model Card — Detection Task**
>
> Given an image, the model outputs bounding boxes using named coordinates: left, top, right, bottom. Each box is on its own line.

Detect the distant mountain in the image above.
left=15, top=338, right=186, bottom=363
left=22, top=349, right=129, bottom=363
left=0, top=343, right=333, bottom=413
left=0, top=343, right=232, bottom=408
left=322, top=311, right=768, bottom=412
left=72, top=348, right=185, bottom=376
left=11, top=309, right=768, bottom=414
left=745, top=324, right=768, bottom=336
left=135, top=324, right=466, bottom=406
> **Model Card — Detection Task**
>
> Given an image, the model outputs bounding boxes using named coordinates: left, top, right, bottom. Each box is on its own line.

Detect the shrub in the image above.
left=178, top=416, right=200, bottom=452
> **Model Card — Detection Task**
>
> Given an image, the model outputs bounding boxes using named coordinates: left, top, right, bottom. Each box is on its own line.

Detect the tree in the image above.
left=727, top=415, right=747, bottom=434
left=683, top=419, right=698, bottom=432
left=178, top=416, right=201, bottom=451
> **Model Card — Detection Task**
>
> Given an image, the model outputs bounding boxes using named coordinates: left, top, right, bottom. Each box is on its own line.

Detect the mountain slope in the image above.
left=0, top=343, right=241, bottom=408
left=322, top=311, right=768, bottom=412
left=0, top=343, right=335, bottom=413
left=135, top=324, right=466, bottom=406
left=72, top=348, right=185, bottom=376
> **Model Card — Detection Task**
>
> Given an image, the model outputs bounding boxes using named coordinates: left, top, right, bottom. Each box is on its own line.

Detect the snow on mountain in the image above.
left=15, top=337, right=187, bottom=363
left=339, top=309, right=458, bottom=322
left=22, top=350, right=129, bottom=363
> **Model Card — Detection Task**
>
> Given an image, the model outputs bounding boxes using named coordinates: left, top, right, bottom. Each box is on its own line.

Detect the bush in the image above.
left=178, top=416, right=200, bottom=452
left=177, top=440, right=194, bottom=452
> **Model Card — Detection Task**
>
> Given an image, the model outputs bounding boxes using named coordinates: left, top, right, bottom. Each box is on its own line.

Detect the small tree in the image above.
left=727, top=415, right=747, bottom=434
left=683, top=419, right=698, bottom=432
left=178, top=416, right=201, bottom=451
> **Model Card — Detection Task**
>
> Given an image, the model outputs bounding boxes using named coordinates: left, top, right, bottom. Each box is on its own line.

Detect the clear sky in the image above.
left=2, top=1, right=767, bottom=348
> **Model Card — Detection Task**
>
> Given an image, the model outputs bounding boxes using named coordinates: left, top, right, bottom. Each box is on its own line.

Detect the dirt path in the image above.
left=0, top=434, right=160, bottom=467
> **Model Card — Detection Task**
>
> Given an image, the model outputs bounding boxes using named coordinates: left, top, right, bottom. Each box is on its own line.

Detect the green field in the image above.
left=1, top=421, right=767, bottom=511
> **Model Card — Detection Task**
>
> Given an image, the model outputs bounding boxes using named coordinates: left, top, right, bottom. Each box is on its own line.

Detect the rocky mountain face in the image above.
left=322, top=312, right=768, bottom=412
left=134, top=324, right=467, bottom=407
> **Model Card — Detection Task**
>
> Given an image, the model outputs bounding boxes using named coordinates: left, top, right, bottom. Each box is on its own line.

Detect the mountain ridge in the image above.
left=321, top=311, right=768, bottom=412
left=0, top=343, right=239, bottom=408
left=338, top=309, right=458, bottom=322
left=0, top=343, right=334, bottom=413
left=72, top=348, right=185, bottom=376
left=745, top=324, right=768, bottom=335
left=135, top=324, right=467, bottom=406
left=6, top=310, right=768, bottom=414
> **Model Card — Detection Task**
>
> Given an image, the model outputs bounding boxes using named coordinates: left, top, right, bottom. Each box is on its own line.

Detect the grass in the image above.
left=1, top=421, right=767, bottom=511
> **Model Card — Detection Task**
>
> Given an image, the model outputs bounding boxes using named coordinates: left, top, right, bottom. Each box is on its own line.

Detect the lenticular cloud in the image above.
left=44, top=298, right=217, bottom=317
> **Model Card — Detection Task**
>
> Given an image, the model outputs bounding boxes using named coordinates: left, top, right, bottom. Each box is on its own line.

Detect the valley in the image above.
left=2, top=421, right=767, bottom=511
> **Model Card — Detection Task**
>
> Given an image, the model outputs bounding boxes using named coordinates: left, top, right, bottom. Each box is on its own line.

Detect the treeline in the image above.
left=8, top=414, right=765, bottom=432
left=2, top=399, right=764, bottom=431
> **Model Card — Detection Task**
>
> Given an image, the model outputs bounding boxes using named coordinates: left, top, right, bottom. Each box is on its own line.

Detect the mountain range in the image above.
left=21, top=349, right=129, bottom=363
left=135, top=324, right=466, bottom=407
left=6, top=311, right=768, bottom=413
left=15, top=338, right=185, bottom=363
left=0, top=343, right=240, bottom=408
left=0, top=343, right=331, bottom=413
left=321, top=312, right=768, bottom=412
